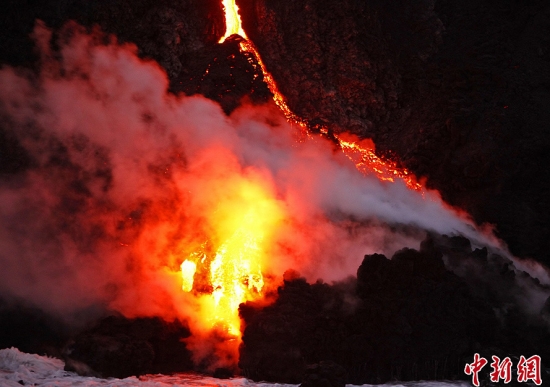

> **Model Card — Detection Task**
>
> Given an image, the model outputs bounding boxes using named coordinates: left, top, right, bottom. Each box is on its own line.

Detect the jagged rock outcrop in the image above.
left=239, top=235, right=550, bottom=384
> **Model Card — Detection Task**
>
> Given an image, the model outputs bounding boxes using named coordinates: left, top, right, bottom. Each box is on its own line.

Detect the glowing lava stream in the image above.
left=180, top=178, right=283, bottom=338
left=235, top=10, right=423, bottom=191
left=219, top=0, right=247, bottom=42
left=181, top=0, right=423, bottom=341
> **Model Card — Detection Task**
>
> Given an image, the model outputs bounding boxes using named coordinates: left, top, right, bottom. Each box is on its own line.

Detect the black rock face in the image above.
left=0, top=0, right=223, bottom=74
left=239, top=235, right=550, bottom=385
left=300, top=361, right=347, bottom=387
left=64, top=316, right=194, bottom=378
left=213, top=367, right=234, bottom=379
left=0, top=300, right=68, bottom=357
left=171, top=34, right=272, bottom=113
left=239, top=0, right=550, bottom=267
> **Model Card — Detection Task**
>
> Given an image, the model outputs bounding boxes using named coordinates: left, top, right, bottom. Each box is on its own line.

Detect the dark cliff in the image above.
left=239, top=0, right=550, bottom=267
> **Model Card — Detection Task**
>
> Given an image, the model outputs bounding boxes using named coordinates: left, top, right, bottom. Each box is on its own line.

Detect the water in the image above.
left=0, top=348, right=470, bottom=387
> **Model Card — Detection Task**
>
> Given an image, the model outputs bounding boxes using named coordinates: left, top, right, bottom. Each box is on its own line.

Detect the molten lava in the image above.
left=209, top=211, right=266, bottom=336
left=180, top=260, right=197, bottom=292
left=335, top=133, right=423, bottom=191
left=219, top=0, right=247, bottom=43
left=216, top=0, right=423, bottom=188
left=177, top=0, right=278, bottom=345
left=180, top=0, right=424, bottom=354
left=238, top=40, right=310, bottom=135
left=180, top=176, right=283, bottom=338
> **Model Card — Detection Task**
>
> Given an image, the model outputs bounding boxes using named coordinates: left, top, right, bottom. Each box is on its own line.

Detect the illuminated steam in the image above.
left=0, top=21, right=527, bottom=367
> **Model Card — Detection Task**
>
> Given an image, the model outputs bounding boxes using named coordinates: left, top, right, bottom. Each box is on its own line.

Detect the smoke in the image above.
left=0, top=21, right=516, bottom=366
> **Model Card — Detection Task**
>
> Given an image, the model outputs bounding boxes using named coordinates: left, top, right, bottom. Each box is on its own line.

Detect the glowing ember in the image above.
left=219, top=0, right=247, bottom=43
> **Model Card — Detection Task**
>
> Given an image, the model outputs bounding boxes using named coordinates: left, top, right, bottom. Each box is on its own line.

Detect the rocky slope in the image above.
left=239, top=235, right=550, bottom=384
left=239, top=0, right=550, bottom=267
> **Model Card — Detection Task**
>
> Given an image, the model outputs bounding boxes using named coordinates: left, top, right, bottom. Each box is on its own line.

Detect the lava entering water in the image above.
left=180, top=178, right=283, bottom=337
left=180, top=0, right=425, bottom=346
left=0, top=0, right=491, bottom=377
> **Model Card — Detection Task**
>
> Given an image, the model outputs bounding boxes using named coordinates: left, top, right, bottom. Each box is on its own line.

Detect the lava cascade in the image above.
left=180, top=179, right=284, bottom=337
left=180, top=0, right=427, bottom=347
left=219, top=0, right=248, bottom=42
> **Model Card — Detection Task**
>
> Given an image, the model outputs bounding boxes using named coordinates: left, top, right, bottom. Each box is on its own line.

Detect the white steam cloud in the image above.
left=0, top=21, right=505, bottom=327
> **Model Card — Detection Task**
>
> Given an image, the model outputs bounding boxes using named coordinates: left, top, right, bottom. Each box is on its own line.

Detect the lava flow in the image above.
left=219, top=0, right=247, bottom=42
left=180, top=0, right=425, bottom=347
left=235, top=8, right=423, bottom=191
left=0, top=0, right=516, bottom=378
left=180, top=178, right=283, bottom=337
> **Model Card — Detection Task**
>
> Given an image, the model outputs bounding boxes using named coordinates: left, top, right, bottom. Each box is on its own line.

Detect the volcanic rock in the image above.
left=0, top=0, right=223, bottom=73
left=213, top=367, right=234, bottom=379
left=300, top=361, right=347, bottom=387
left=0, top=300, right=68, bottom=358
left=240, top=234, right=550, bottom=385
left=240, top=0, right=550, bottom=268
left=171, top=34, right=272, bottom=113
left=64, top=316, right=193, bottom=378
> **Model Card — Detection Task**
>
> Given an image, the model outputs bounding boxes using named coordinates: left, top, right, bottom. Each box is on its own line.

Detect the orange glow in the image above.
left=219, top=0, right=247, bottom=43
left=179, top=0, right=425, bottom=358
left=335, top=133, right=423, bottom=191
left=237, top=40, right=422, bottom=190
left=182, top=178, right=284, bottom=337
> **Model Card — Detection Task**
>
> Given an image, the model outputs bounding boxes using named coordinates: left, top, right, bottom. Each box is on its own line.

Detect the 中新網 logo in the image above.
left=464, top=353, right=542, bottom=386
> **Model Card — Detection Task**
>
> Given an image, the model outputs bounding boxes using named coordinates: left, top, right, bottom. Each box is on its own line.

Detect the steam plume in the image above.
left=0, top=21, right=529, bottom=365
